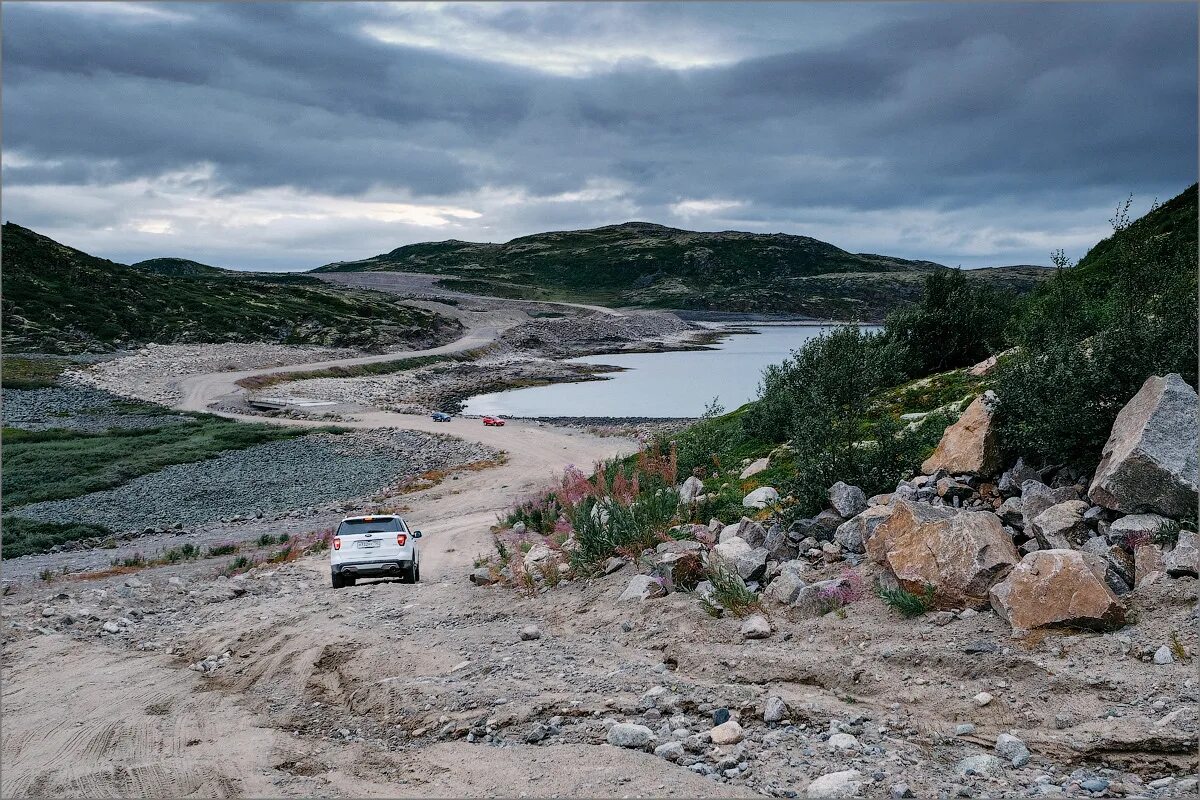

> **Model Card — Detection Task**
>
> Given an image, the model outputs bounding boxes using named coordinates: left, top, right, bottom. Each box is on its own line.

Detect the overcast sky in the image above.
left=3, top=2, right=1195, bottom=271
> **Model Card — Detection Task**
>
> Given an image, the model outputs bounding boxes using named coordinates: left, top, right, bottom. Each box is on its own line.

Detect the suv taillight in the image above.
left=396, top=534, right=408, bottom=546
left=333, top=537, right=341, bottom=550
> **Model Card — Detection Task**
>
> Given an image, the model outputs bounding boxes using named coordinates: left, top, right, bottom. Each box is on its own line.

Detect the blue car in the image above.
left=431, top=411, right=452, bottom=422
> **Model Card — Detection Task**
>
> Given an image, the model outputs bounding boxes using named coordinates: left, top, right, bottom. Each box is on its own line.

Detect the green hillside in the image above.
left=315, top=221, right=1051, bottom=319
left=1, top=223, right=461, bottom=354
left=131, top=257, right=228, bottom=277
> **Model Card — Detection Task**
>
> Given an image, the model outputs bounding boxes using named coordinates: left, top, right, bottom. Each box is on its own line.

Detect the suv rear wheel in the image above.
left=331, top=572, right=344, bottom=589
left=402, top=562, right=419, bottom=583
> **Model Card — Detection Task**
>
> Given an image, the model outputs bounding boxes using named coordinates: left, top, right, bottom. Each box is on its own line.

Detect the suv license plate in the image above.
left=357, top=540, right=381, bottom=549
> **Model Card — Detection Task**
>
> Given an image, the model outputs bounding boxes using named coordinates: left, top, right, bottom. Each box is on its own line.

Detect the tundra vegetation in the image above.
left=486, top=184, right=1199, bottom=623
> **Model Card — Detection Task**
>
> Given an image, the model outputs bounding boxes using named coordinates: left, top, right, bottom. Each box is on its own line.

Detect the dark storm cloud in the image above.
left=2, top=1, right=1195, bottom=269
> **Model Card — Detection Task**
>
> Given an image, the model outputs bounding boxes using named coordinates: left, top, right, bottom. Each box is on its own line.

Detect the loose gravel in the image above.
left=12, top=429, right=498, bottom=533
left=2, top=387, right=195, bottom=433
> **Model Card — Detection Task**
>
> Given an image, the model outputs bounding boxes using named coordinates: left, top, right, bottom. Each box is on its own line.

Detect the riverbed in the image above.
left=463, top=323, right=877, bottom=418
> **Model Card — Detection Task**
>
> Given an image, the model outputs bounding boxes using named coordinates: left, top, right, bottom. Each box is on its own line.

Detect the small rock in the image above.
left=712, top=708, right=731, bottom=725
left=763, top=696, right=787, bottom=723
left=956, top=754, right=1002, bottom=777
left=995, top=733, right=1030, bottom=766
left=973, top=692, right=994, bottom=707
left=743, top=486, right=780, bottom=509
left=890, top=784, right=915, bottom=799
left=519, top=625, right=541, bottom=641
left=607, top=722, right=655, bottom=749
left=806, top=769, right=865, bottom=799
left=101, top=620, right=121, bottom=634
left=653, top=741, right=685, bottom=762
left=1153, top=645, right=1175, bottom=665
left=618, top=574, right=667, bottom=603
left=955, top=723, right=976, bottom=736
left=709, top=720, right=744, bottom=745
left=827, top=732, right=860, bottom=751
left=740, top=614, right=772, bottom=640
left=828, top=482, right=868, bottom=518
left=602, top=556, right=627, bottom=575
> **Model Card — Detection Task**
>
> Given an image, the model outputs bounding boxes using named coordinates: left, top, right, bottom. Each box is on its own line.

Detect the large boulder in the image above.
left=1088, top=373, right=1199, bottom=518
left=712, top=537, right=769, bottom=581
left=1029, top=500, right=1091, bottom=549
left=834, top=505, right=894, bottom=554
left=791, top=509, right=845, bottom=542
left=867, top=500, right=1018, bottom=608
left=762, top=524, right=797, bottom=562
left=989, top=550, right=1125, bottom=631
left=679, top=476, right=704, bottom=505
left=1080, top=536, right=1135, bottom=595
left=743, top=486, right=780, bottom=509
left=920, top=394, right=1000, bottom=476
left=1107, top=513, right=1174, bottom=547
left=828, top=482, right=868, bottom=518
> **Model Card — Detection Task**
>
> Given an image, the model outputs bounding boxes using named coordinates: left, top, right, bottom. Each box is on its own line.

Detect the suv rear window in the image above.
left=337, top=517, right=404, bottom=535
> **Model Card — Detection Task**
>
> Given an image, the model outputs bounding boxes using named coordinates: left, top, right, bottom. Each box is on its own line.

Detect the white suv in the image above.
left=330, top=514, right=422, bottom=588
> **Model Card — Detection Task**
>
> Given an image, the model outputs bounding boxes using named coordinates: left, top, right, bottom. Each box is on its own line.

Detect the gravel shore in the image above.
left=12, top=429, right=498, bottom=533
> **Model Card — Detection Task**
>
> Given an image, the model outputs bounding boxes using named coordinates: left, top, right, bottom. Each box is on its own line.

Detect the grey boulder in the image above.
left=828, top=481, right=868, bottom=518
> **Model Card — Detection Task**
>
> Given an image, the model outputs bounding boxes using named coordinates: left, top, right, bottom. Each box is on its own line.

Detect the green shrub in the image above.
left=876, top=582, right=935, bottom=618
left=699, top=557, right=762, bottom=618
left=884, top=269, right=1016, bottom=375
left=995, top=190, right=1198, bottom=467
left=207, top=543, right=238, bottom=557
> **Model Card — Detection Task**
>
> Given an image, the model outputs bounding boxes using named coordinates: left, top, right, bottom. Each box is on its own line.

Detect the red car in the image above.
left=482, top=416, right=506, bottom=426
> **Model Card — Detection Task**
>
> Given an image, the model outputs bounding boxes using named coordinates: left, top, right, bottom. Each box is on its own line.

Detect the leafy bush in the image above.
left=876, top=582, right=935, bottom=618
left=884, top=269, right=1016, bottom=375
left=699, top=557, right=762, bottom=618
left=672, top=399, right=734, bottom=478
left=995, top=189, right=1198, bottom=467
left=207, top=543, right=238, bottom=557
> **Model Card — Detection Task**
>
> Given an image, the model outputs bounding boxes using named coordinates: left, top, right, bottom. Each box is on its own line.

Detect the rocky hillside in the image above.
left=1, top=224, right=462, bottom=354
left=314, top=222, right=1051, bottom=319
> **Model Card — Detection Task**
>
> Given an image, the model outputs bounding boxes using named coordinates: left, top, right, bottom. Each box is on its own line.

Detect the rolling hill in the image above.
left=314, top=221, right=1052, bottom=319
left=130, top=257, right=229, bottom=277
left=1, top=223, right=460, bottom=354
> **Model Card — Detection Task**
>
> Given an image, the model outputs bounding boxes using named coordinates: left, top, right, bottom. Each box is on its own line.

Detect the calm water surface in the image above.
left=463, top=324, right=878, bottom=418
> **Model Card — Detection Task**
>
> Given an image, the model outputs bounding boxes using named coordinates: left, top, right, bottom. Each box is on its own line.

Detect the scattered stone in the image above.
left=713, top=537, right=769, bottom=581
left=989, top=550, right=1125, bottom=631
left=739, top=458, right=769, bottom=480
left=890, top=783, right=915, bottom=799
left=679, top=476, right=705, bottom=504
left=1089, top=373, right=1199, bottom=517
left=828, top=482, right=868, bottom=518
left=743, top=486, right=780, bottom=510
left=995, top=733, right=1030, bottom=766
left=740, top=614, right=772, bottom=640
left=602, top=556, right=627, bottom=575
left=806, top=769, right=865, bottom=799
left=522, top=543, right=554, bottom=568
left=763, top=560, right=808, bottom=604
left=511, top=521, right=526, bottom=535
left=936, top=477, right=973, bottom=502
left=973, top=692, right=994, bottom=707
left=921, top=394, right=999, bottom=476
left=955, top=723, right=976, bottom=736
left=101, top=620, right=121, bottom=634
left=956, top=754, right=1003, bottom=777
left=1165, top=530, right=1200, bottom=577
left=519, top=624, right=541, bottom=641
left=827, top=732, right=861, bottom=751
left=1030, top=500, right=1091, bottom=549
left=607, top=722, right=656, bottom=749
left=998, top=458, right=1039, bottom=497
left=1153, top=645, right=1175, bottom=665
left=712, top=708, right=731, bottom=726
left=710, top=720, right=745, bottom=745
left=1134, top=542, right=1167, bottom=587
left=653, top=741, right=685, bottom=762
left=469, top=568, right=497, bottom=586
left=719, top=517, right=768, bottom=547
left=618, top=575, right=668, bottom=603
left=763, top=696, right=787, bottom=723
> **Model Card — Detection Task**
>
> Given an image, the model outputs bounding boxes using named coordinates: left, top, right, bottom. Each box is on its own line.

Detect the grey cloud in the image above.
left=1, top=1, right=1194, bottom=269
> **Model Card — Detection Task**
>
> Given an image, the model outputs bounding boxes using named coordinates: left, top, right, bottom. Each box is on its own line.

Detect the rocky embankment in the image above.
left=474, top=373, right=1200, bottom=798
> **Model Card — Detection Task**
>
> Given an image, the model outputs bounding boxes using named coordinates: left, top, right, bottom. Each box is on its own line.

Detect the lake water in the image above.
left=463, top=324, right=878, bottom=418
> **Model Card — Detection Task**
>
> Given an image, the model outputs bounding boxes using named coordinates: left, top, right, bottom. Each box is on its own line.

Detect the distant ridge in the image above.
left=314, top=220, right=1051, bottom=318
left=131, top=257, right=228, bottom=277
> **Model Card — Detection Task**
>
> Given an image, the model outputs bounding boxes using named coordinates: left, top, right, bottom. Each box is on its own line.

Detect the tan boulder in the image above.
left=921, top=395, right=1000, bottom=476
left=1134, top=543, right=1166, bottom=588
left=867, top=500, right=1018, bottom=609
left=989, top=550, right=1125, bottom=631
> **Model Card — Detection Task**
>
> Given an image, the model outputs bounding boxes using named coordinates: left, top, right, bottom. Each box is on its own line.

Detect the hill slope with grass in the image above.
left=315, top=221, right=1051, bottom=319
left=130, top=257, right=229, bottom=277
left=1, top=223, right=461, bottom=354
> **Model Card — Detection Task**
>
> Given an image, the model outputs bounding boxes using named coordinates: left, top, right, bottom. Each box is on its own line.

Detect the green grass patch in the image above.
left=871, top=368, right=986, bottom=420
left=1, top=417, right=331, bottom=509
left=1, top=517, right=114, bottom=559
left=2, top=357, right=73, bottom=389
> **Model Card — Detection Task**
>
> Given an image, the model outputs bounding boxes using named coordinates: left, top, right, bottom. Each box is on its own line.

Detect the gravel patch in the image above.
left=2, top=387, right=195, bottom=433
left=68, top=342, right=361, bottom=405
left=12, top=429, right=498, bottom=532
